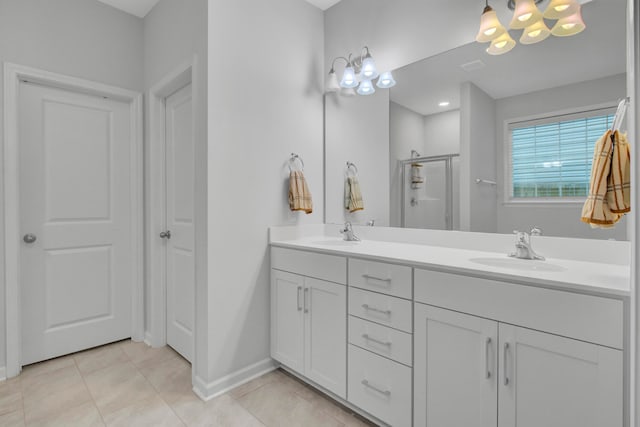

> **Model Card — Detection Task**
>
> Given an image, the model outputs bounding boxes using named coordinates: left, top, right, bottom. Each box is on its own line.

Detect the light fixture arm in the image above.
left=329, top=56, right=350, bottom=73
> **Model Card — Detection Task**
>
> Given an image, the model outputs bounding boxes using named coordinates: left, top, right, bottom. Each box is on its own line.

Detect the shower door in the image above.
left=401, top=154, right=458, bottom=230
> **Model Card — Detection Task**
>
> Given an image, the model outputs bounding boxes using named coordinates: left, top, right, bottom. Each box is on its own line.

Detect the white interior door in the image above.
left=164, top=83, right=195, bottom=362
left=19, top=81, right=132, bottom=366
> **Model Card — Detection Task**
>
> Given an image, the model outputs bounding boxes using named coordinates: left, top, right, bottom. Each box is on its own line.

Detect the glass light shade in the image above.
left=357, top=80, right=375, bottom=96
left=326, top=70, right=340, bottom=93
left=475, top=6, right=507, bottom=43
left=520, top=19, right=551, bottom=44
left=551, top=7, right=586, bottom=37
left=509, top=0, right=543, bottom=29
left=486, top=32, right=516, bottom=55
left=360, top=56, right=379, bottom=80
left=543, top=0, right=579, bottom=19
left=340, top=87, right=356, bottom=97
left=376, top=71, right=396, bottom=88
left=340, top=66, right=358, bottom=88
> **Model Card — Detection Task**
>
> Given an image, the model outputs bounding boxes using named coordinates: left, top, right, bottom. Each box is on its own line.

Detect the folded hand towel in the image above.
left=344, top=176, right=364, bottom=213
left=606, top=131, right=631, bottom=214
left=289, top=170, right=313, bottom=214
left=581, top=130, right=630, bottom=228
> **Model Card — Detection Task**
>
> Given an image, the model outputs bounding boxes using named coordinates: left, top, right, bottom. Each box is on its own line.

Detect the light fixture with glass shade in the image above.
left=551, top=4, right=586, bottom=36
left=326, top=47, right=396, bottom=96
left=509, top=0, right=544, bottom=29
left=486, top=32, right=516, bottom=55
left=543, top=0, right=579, bottom=19
left=475, top=1, right=507, bottom=42
left=520, top=18, right=551, bottom=44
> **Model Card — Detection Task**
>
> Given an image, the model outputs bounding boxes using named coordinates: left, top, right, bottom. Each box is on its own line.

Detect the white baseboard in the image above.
left=0, top=366, right=6, bottom=382
left=192, top=358, right=276, bottom=401
left=143, top=331, right=152, bottom=346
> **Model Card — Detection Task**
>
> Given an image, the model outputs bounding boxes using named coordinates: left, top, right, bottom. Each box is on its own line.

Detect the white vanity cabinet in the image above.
left=271, top=248, right=347, bottom=398
left=414, top=268, right=624, bottom=427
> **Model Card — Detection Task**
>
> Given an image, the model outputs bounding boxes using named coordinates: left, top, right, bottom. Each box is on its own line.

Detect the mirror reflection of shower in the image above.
left=400, top=153, right=460, bottom=230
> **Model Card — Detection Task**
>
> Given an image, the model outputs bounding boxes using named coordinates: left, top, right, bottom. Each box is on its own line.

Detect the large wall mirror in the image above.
left=325, top=0, right=628, bottom=240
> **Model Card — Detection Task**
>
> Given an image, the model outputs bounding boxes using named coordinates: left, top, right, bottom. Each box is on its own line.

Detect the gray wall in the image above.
left=143, top=0, right=208, bottom=379
left=206, top=0, right=324, bottom=383
left=423, top=110, right=460, bottom=156
left=495, top=74, right=628, bottom=240
left=0, top=0, right=144, bottom=371
left=460, top=82, right=498, bottom=233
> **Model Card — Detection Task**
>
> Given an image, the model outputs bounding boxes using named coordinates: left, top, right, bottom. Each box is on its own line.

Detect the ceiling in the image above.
left=97, top=0, right=160, bottom=18
left=390, top=0, right=625, bottom=117
left=304, top=0, right=343, bottom=11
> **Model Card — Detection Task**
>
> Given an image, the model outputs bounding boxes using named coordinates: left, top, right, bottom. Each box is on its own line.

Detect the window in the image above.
left=508, top=108, right=615, bottom=201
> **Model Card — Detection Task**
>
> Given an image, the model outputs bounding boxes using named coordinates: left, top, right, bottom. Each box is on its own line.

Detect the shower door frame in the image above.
left=399, top=154, right=459, bottom=230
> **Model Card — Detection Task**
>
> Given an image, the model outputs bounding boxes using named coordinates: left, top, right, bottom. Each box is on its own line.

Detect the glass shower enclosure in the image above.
left=400, top=154, right=459, bottom=230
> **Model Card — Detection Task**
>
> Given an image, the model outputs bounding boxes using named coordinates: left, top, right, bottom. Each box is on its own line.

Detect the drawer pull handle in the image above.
left=361, top=379, right=391, bottom=397
left=361, top=304, right=392, bottom=316
left=304, top=288, right=309, bottom=313
left=297, top=286, right=302, bottom=311
left=362, top=274, right=392, bottom=283
left=362, top=334, right=392, bottom=347
left=485, top=337, right=492, bottom=379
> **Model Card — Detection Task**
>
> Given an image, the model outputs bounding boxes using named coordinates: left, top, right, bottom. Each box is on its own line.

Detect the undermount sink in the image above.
left=311, top=240, right=361, bottom=247
left=469, top=257, right=566, bottom=272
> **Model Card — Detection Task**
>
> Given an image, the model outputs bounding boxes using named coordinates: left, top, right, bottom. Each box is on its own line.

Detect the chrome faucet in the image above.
left=340, top=222, right=360, bottom=241
left=509, top=227, right=545, bottom=260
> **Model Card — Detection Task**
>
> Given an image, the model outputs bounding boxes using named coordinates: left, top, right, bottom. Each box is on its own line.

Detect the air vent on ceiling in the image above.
left=460, top=60, right=486, bottom=72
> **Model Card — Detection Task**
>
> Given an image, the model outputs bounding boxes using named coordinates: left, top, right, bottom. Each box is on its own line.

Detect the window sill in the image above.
left=503, top=198, right=586, bottom=207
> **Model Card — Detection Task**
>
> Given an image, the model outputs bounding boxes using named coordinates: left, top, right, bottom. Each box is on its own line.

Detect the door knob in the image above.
left=159, top=230, right=171, bottom=239
left=23, top=233, right=37, bottom=244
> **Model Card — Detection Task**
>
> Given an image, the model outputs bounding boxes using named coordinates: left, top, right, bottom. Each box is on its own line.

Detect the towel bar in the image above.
left=289, top=153, right=304, bottom=171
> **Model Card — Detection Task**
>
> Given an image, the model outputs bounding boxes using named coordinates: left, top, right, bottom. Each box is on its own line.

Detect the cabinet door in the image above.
left=498, top=324, right=623, bottom=427
left=304, top=277, right=347, bottom=398
left=271, top=270, right=305, bottom=373
left=414, top=304, right=498, bottom=427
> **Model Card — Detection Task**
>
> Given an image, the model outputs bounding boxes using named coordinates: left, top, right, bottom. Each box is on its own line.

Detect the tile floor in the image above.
left=0, top=340, right=375, bottom=426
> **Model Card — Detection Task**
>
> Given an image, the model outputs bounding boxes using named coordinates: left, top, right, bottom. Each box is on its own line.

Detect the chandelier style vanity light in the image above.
left=326, top=46, right=396, bottom=96
left=476, top=0, right=586, bottom=55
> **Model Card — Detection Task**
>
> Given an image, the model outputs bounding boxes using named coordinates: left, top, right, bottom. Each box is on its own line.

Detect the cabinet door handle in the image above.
left=304, top=288, right=309, bottom=313
left=485, top=337, right=492, bottom=379
left=362, top=274, right=392, bottom=283
left=503, top=342, right=510, bottom=386
left=362, top=334, right=392, bottom=347
left=361, top=304, right=391, bottom=316
left=361, top=379, right=391, bottom=397
left=297, top=286, right=302, bottom=311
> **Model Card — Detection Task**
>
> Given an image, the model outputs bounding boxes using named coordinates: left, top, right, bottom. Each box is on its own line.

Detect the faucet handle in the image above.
left=530, top=227, right=542, bottom=236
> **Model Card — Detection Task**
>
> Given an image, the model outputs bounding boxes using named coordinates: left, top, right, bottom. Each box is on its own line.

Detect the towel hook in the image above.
left=346, top=161, right=358, bottom=175
left=289, top=153, right=304, bottom=172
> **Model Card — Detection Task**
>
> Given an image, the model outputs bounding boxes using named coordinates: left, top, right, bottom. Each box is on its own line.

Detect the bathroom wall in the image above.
left=423, top=110, right=460, bottom=156
left=143, top=0, right=208, bottom=380
left=206, top=0, right=324, bottom=388
left=460, top=82, right=498, bottom=233
left=495, top=74, right=628, bottom=240
left=0, top=0, right=144, bottom=373
left=326, top=90, right=390, bottom=226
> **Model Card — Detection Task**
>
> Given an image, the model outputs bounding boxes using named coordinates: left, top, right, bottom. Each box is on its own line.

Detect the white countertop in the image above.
left=271, top=236, right=631, bottom=298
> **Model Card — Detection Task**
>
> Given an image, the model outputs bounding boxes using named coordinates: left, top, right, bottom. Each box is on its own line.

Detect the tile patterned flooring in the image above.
left=0, top=340, right=375, bottom=426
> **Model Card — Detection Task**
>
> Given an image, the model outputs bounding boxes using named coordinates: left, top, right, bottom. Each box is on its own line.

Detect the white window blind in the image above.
left=509, top=108, right=615, bottom=200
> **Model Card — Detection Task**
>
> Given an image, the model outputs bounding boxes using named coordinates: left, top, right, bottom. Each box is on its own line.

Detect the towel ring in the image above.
left=346, top=161, right=358, bottom=175
left=289, top=153, right=304, bottom=172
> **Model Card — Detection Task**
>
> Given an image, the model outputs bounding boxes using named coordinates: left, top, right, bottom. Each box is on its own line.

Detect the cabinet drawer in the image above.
left=348, top=345, right=412, bottom=427
left=414, top=268, right=624, bottom=349
left=349, top=287, right=412, bottom=333
left=271, top=246, right=346, bottom=284
left=349, top=259, right=412, bottom=299
left=349, top=316, right=412, bottom=366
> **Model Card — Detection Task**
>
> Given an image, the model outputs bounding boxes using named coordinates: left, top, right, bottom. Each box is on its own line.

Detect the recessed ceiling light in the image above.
left=439, top=101, right=450, bottom=107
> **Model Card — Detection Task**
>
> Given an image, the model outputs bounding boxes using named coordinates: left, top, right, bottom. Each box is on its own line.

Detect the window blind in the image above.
left=510, top=110, right=615, bottom=199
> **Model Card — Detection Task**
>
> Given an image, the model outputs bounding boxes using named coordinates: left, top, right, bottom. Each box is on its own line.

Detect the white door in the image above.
left=19, top=82, right=132, bottom=366
left=164, top=84, right=195, bottom=362
left=414, top=303, right=498, bottom=427
left=304, top=278, right=346, bottom=398
left=498, top=324, right=623, bottom=427
left=270, top=270, right=305, bottom=373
